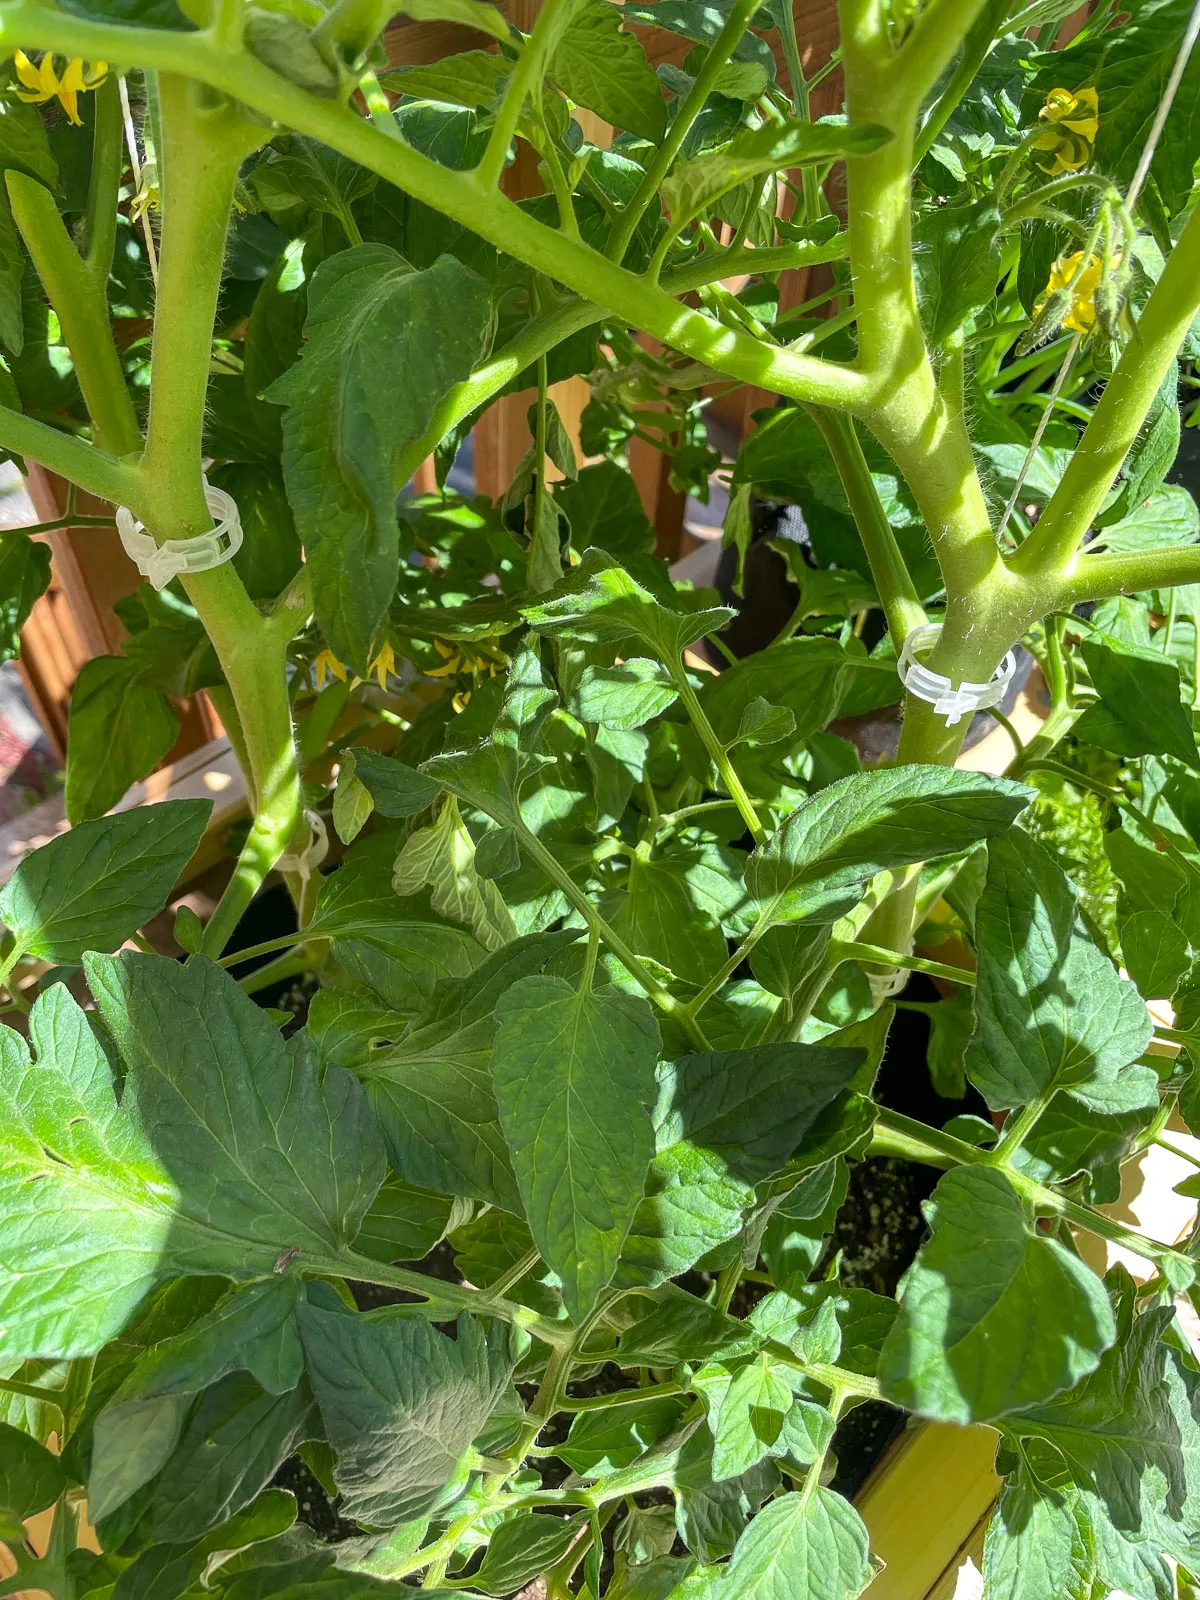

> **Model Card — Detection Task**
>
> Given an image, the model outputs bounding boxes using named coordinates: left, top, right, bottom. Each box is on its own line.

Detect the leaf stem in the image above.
left=606, top=0, right=760, bottom=264
left=476, top=0, right=569, bottom=192
left=515, top=823, right=710, bottom=1048
left=669, top=668, right=766, bottom=846
left=0, top=1375, right=65, bottom=1409
left=832, top=939, right=976, bottom=986
left=806, top=407, right=926, bottom=645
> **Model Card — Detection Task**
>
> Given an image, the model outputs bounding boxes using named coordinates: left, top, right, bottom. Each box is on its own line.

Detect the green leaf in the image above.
left=606, top=851, right=727, bottom=987
left=1092, top=483, right=1198, bottom=554
left=981, top=1466, right=1174, bottom=1600
left=0, top=1420, right=65, bottom=1540
left=0, top=195, right=24, bottom=358
left=965, top=829, right=1152, bottom=1111
left=354, top=1173, right=462, bottom=1264
left=672, top=1426, right=777, bottom=1563
left=210, top=461, right=303, bottom=602
left=0, top=957, right=383, bottom=1363
left=333, top=752, right=375, bottom=845
left=549, top=0, right=666, bottom=140
left=268, top=246, right=492, bottom=668
left=395, top=0, right=511, bottom=41
left=559, top=1394, right=685, bottom=1476
left=731, top=698, right=795, bottom=749
left=618, top=1043, right=861, bottom=1287
left=131, top=1372, right=315, bottom=1544
left=0, top=798, right=209, bottom=962
left=1074, top=633, right=1200, bottom=768
left=0, top=532, right=48, bottom=661
left=254, top=136, right=376, bottom=226
left=64, top=654, right=180, bottom=823
left=706, top=1353, right=833, bottom=1481
left=747, top=765, right=1031, bottom=928
left=422, top=645, right=558, bottom=829
left=306, top=853, right=486, bottom=1013
left=383, top=50, right=512, bottom=108
left=705, top=1487, right=875, bottom=1600
left=879, top=1166, right=1115, bottom=1423
left=912, top=199, right=1001, bottom=349
left=109, top=1490, right=298, bottom=1600
left=662, top=119, right=892, bottom=228
left=89, top=1276, right=303, bottom=1520
left=472, top=1511, right=588, bottom=1594
left=0, top=100, right=58, bottom=188
left=1120, top=907, right=1190, bottom=1002
left=298, top=1305, right=513, bottom=1527
left=521, top=549, right=733, bottom=662
left=348, top=747, right=443, bottom=817
left=1002, top=1270, right=1191, bottom=1538
left=618, top=1287, right=756, bottom=1367
left=357, top=933, right=573, bottom=1209
left=492, top=975, right=660, bottom=1318
left=556, top=461, right=656, bottom=559
left=393, top=796, right=519, bottom=950
left=573, top=658, right=680, bottom=730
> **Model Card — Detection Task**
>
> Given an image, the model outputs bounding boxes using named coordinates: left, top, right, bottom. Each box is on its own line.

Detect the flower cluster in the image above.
left=1032, top=86, right=1098, bottom=174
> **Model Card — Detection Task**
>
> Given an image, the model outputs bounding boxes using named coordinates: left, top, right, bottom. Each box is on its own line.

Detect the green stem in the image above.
left=986, top=1094, right=1053, bottom=1165
left=0, top=1375, right=65, bottom=1409
left=871, top=1108, right=1192, bottom=1274
left=807, top=407, right=927, bottom=643
left=84, top=77, right=124, bottom=293
left=669, top=669, right=766, bottom=846
left=777, top=0, right=820, bottom=220
left=562, top=1380, right=683, bottom=1412
left=1013, top=199, right=1200, bottom=582
left=476, top=0, right=569, bottom=191
left=130, top=81, right=302, bottom=959
left=311, top=1249, right=571, bottom=1347
left=607, top=0, right=764, bottom=264
left=0, top=3, right=868, bottom=410
left=1057, top=541, right=1200, bottom=607
left=6, top=169, right=140, bottom=454
left=310, top=0, right=392, bottom=68
left=833, top=939, right=976, bottom=986
left=911, top=0, right=1008, bottom=165
left=0, top=417, right=133, bottom=502
left=516, top=823, right=709, bottom=1047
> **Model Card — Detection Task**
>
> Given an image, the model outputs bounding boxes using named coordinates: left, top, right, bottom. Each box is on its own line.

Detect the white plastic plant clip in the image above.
left=897, top=622, right=1016, bottom=728
left=116, top=482, right=243, bottom=591
left=277, top=809, right=329, bottom=881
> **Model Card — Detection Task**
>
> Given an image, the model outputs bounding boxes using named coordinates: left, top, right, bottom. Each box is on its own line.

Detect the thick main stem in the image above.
left=137, top=79, right=304, bottom=957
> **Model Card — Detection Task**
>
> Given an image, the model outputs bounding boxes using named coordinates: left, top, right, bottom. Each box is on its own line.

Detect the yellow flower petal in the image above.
left=13, top=50, right=42, bottom=91
left=313, top=648, right=347, bottom=689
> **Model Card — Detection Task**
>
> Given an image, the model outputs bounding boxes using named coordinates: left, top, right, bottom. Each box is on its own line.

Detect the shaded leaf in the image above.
left=879, top=1166, right=1115, bottom=1423
left=299, top=1305, right=512, bottom=1527
left=492, top=975, right=660, bottom=1318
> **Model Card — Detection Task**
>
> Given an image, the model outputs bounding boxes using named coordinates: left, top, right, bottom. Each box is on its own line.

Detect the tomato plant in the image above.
left=0, top=0, right=1199, bottom=1595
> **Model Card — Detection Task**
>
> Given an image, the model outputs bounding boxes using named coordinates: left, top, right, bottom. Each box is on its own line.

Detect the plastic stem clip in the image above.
left=897, top=623, right=1016, bottom=728
left=116, top=482, right=243, bottom=592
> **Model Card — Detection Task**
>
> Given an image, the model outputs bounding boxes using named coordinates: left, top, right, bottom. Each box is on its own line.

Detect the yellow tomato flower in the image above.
left=1032, top=86, right=1099, bottom=175
left=368, top=640, right=397, bottom=692
left=425, top=637, right=510, bottom=710
left=313, top=648, right=348, bottom=690
left=13, top=52, right=108, bottom=126
left=1035, top=249, right=1121, bottom=336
